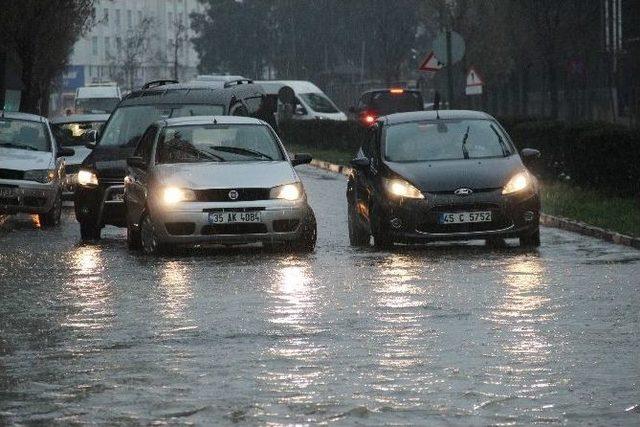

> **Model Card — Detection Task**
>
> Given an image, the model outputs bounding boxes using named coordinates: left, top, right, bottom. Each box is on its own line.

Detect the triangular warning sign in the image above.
left=419, top=52, right=443, bottom=72
left=466, top=67, right=484, bottom=86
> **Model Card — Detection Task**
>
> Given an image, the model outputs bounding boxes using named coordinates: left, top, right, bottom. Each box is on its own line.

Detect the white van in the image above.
left=256, top=80, right=347, bottom=121
left=75, top=83, right=121, bottom=114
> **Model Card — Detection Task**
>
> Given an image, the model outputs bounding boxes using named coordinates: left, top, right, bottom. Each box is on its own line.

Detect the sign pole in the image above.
left=446, top=30, right=454, bottom=109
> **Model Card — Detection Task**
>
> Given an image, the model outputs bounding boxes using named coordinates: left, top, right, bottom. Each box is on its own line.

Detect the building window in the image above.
left=168, top=12, right=173, bottom=25
left=127, top=10, right=132, bottom=28
left=116, top=37, right=122, bottom=57
left=137, top=10, right=142, bottom=24
left=115, top=9, right=121, bottom=27
left=104, top=37, right=110, bottom=59
left=103, top=8, right=109, bottom=23
left=92, top=36, right=98, bottom=56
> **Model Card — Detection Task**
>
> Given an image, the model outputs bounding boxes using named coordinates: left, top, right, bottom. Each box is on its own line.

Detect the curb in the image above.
left=308, top=159, right=640, bottom=250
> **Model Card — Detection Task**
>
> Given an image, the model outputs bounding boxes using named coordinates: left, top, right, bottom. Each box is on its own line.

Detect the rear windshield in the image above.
left=0, top=118, right=51, bottom=152
left=156, top=124, right=284, bottom=164
left=75, top=98, right=120, bottom=114
left=299, top=93, right=340, bottom=113
left=385, top=119, right=513, bottom=162
left=99, top=104, right=224, bottom=147
left=369, top=91, right=423, bottom=115
left=51, top=120, right=106, bottom=146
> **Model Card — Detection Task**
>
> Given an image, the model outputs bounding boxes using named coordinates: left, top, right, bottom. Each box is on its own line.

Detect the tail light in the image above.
left=389, top=88, right=404, bottom=94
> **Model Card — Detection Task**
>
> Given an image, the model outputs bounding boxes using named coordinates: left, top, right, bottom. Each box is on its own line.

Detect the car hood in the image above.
left=0, top=147, right=53, bottom=171
left=153, top=161, right=299, bottom=189
left=63, top=146, right=92, bottom=166
left=83, top=145, right=136, bottom=179
left=386, top=156, right=524, bottom=192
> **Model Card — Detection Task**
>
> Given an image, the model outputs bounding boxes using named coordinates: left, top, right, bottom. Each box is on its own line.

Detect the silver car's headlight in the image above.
left=383, top=178, right=424, bottom=199
left=77, top=169, right=99, bottom=187
left=161, top=187, right=197, bottom=205
left=502, top=171, right=532, bottom=195
left=23, top=169, right=56, bottom=183
left=270, top=183, right=303, bottom=201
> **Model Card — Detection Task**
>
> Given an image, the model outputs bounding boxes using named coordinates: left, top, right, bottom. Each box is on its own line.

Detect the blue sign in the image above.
left=62, top=65, right=85, bottom=90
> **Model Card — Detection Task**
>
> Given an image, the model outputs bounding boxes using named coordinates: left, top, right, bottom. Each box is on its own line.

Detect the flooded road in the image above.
left=1, top=166, right=639, bottom=425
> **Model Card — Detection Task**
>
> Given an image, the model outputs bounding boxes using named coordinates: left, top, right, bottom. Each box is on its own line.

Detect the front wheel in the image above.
left=348, top=201, right=370, bottom=247
left=80, top=220, right=101, bottom=240
left=289, top=209, right=317, bottom=253
left=140, top=214, right=165, bottom=255
left=127, top=220, right=142, bottom=250
left=371, top=204, right=393, bottom=249
left=519, top=227, right=541, bottom=248
left=39, top=191, right=62, bottom=228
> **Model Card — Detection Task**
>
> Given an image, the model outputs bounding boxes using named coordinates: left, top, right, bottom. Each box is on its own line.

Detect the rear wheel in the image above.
left=371, top=204, right=393, bottom=249
left=39, top=191, right=62, bottom=228
left=140, top=214, right=165, bottom=255
left=519, top=227, right=541, bottom=248
left=79, top=220, right=101, bottom=240
left=348, top=201, right=370, bottom=246
left=289, top=209, right=317, bottom=253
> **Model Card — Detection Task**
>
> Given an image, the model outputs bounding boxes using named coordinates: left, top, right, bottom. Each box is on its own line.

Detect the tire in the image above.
left=140, top=214, right=165, bottom=255
left=127, top=220, right=142, bottom=250
left=289, top=209, right=317, bottom=253
left=371, top=204, right=393, bottom=249
left=80, top=220, right=101, bottom=241
left=39, top=191, right=62, bottom=228
left=519, top=227, right=541, bottom=248
left=348, top=201, right=370, bottom=247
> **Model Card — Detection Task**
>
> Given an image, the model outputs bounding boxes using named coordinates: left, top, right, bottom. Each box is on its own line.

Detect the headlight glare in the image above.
left=502, top=172, right=531, bottom=195
left=270, top=183, right=303, bottom=201
left=77, top=169, right=99, bottom=187
left=383, top=178, right=424, bottom=199
left=162, top=187, right=196, bottom=205
left=24, top=169, right=55, bottom=183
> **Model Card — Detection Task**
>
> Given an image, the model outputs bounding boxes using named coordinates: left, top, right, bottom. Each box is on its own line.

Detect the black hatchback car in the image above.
left=346, top=110, right=541, bottom=248
left=74, top=79, right=275, bottom=240
left=350, top=88, right=424, bottom=126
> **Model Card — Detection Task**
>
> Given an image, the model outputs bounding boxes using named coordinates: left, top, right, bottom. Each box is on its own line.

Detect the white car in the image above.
left=0, top=111, right=74, bottom=227
left=256, top=80, right=347, bottom=121
left=124, top=116, right=317, bottom=254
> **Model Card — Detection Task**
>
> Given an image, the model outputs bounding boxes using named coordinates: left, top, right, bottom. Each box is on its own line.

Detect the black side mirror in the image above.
left=349, top=157, right=370, bottom=169
left=520, top=148, right=541, bottom=163
left=57, top=147, right=75, bottom=157
left=291, top=153, right=312, bottom=167
left=127, top=156, right=147, bottom=169
left=84, top=129, right=98, bottom=149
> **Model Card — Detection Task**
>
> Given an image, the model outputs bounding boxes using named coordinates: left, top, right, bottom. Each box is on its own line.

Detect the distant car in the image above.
left=75, top=83, right=121, bottom=114
left=0, top=111, right=74, bottom=226
left=350, top=88, right=424, bottom=125
left=346, top=110, right=541, bottom=248
left=50, top=114, right=109, bottom=199
left=256, top=80, right=347, bottom=122
left=124, top=116, right=316, bottom=254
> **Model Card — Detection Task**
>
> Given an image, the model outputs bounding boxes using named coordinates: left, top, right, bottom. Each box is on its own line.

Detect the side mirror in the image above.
left=520, top=148, right=541, bottom=163
left=349, top=157, right=370, bottom=169
left=291, top=153, right=312, bottom=167
left=57, top=147, right=75, bottom=157
left=84, top=129, right=98, bottom=149
left=127, top=156, right=147, bottom=169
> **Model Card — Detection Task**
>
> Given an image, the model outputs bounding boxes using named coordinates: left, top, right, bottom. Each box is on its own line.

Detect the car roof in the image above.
left=120, top=82, right=264, bottom=107
left=362, top=88, right=422, bottom=96
left=381, top=110, right=495, bottom=125
left=0, top=110, right=47, bottom=123
left=256, top=80, right=322, bottom=93
left=160, top=115, right=266, bottom=127
left=50, top=114, right=110, bottom=124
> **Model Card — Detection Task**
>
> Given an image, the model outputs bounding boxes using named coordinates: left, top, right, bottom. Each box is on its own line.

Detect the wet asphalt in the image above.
left=0, top=165, right=639, bottom=426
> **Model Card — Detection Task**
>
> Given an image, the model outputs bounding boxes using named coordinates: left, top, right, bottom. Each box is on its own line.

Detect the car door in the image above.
left=354, top=126, right=380, bottom=222
left=126, top=125, right=158, bottom=225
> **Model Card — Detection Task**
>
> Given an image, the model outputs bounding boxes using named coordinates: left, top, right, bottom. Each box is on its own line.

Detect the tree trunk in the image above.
left=19, top=50, right=39, bottom=114
left=547, top=60, right=559, bottom=119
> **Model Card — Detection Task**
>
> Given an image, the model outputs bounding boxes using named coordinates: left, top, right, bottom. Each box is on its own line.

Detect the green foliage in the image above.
left=279, top=120, right=367, bottom=158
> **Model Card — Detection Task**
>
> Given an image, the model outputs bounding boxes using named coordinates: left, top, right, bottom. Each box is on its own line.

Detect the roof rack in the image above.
left=141, top=79, right=179, bottom=90
left=223, top=79, right=254, bottom=88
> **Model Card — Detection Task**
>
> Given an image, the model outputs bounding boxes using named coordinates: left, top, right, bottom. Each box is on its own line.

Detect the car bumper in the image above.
left=149, top=199, right=312, bottom=246
left=379, top=189, right=540, bottom=243
left=0, top=179, right=59, bottom=214
left=75, top=181, right=126, bottom=227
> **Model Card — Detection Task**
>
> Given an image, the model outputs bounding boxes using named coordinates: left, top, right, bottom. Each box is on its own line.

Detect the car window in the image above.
left=384, top=119, right=513, bottom=162
left=99, top=104, right=224, bottom=148
left=134, top=126, right=158, bottom=164
left=370, top=91, right=423, bottom=115
left=156, top=124, right=285, bottom=164
left=0, top=118, right=51, bottom=152
left=298, top=93, right=339, bottom=113
left=75, top=98, right=120, bottom=113
left=51, top=120, right=105, bottom=146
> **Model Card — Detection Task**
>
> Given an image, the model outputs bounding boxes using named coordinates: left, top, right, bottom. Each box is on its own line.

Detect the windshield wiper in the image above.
left=489, top=124, right=510, bottom=157
left=210, top=146, right=273, bottom=160
left=461, top=126, right=470, bottom=160
left=0, top=142, right=40, bottom=151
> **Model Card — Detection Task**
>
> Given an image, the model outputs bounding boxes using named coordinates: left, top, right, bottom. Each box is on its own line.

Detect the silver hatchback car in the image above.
left=124, top=116, right=316, bottom=254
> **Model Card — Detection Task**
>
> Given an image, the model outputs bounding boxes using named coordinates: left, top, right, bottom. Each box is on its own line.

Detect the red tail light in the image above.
left=389, top=88, right=404, bottom=94
left=364, top=114, right=376, bottom=124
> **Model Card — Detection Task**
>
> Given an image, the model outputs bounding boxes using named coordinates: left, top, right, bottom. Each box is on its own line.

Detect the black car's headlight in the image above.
left=270, top=183, right=303, bottom=201
left=383, top=178, right=424, bottom=199
left=502, top=171, right=533, bottom=195
left=77, top=169, right=99, bottom=187
left=24, top=169, right=56, bottom=183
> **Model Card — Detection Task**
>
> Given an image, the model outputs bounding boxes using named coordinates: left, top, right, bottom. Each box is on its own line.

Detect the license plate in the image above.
left=439, top=211, right=492, bottom=224
left=0, top=187, right=15, bottom=197
left=208, top=211, right=261, bottom=224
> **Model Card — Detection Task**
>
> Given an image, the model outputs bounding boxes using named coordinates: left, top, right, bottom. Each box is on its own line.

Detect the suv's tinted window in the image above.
left=368, top=91, right=423, bottom=115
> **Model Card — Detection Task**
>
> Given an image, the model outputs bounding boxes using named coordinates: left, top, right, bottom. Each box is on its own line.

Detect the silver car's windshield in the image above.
left=385, top=119, right=513, bottom=162
left=0, top=118, right=51, bottom=152
left=156, top=124, right=285, bottom=164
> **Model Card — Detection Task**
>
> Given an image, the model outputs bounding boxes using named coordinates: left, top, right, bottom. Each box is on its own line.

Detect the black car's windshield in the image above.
left=369, top=91, right=423, bottom=115
left=75, top=98, right=120, bottom=113
left=51, top=120, right=106, bottom=147
left=99, top=104, right=224, bottom=148
left=0, top=118, right=51, bottom=152
left=385, top=119, right=513, bottom=162
left=156, top=124, right=284, bottom=164
left=299, top=93, right=340, bottom=113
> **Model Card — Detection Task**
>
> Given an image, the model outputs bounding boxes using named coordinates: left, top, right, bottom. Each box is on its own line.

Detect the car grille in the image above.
left=201, top=223, right=268, bottom=235
left=0, top=169, right=25, bottom=180
left=195, top=188, right=271, bottom=202
left=417, top=203, right=512, bottom=234
left=99, top=177, right=124, bottom=186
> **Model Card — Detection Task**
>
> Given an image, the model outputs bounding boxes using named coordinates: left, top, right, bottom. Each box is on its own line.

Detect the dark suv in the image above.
left=350, top=88, right=424, bottom=126
left=74, top=80, right=276, bottom=240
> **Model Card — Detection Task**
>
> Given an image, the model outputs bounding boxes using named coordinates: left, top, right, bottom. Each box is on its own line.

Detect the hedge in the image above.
left=278, top=118, right=640, bottom=197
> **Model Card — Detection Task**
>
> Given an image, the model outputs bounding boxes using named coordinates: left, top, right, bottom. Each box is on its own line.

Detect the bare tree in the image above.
left=109, top=16, right=153, bottom=90
left=169, top=19, right=189, bottom=81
